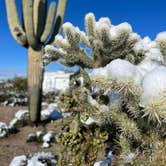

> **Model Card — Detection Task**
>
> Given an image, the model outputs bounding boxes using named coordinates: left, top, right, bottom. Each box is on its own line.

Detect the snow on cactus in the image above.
left=106, top=59, right=142, bottom=85
left=156, top=32, right=166, bottom=62
left=140, top=66, right=166, bottom=123
left=44, top=12, right=166, bottom=165
left=133, top=37, right=156, bottom=55
left=91, top=59, right=142, bottom=96
left=136, top=41, right=164, bottom=77
left=44, top=12, right=140, bottom=69
left=140, top=66, right=166, bottom=106
left=144, top=48, right=163, bottom=62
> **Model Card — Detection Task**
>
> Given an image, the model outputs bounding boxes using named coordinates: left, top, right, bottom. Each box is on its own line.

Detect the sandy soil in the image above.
left=0, top=106, right=60, bottom=166
left=0, top=106, right=107, bottom=166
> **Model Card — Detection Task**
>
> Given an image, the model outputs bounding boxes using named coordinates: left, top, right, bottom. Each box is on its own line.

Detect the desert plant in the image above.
left=5, top=0, right=67, bottom=123
left=44, top=13, right=142, bottom=68
left=43, top=13, right=149, bottom=165
left=10, top=76, right=27, bottom=93
left=44, top=13, right=166, bottom=165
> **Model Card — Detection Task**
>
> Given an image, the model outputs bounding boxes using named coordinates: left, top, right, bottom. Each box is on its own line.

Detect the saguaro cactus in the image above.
left=6, top=0, right=67, bottom=123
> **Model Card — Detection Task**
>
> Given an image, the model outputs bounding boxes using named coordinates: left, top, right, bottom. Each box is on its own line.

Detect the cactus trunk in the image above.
left=28, top=46, right=44, bottom=123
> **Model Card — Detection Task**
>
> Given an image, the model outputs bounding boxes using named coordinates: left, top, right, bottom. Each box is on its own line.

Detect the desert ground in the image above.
left=0, top=106, right=60, bottom=166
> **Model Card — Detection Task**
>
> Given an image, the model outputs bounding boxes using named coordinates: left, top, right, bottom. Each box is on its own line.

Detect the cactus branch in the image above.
left=33, top=0, right=47, bottom=40
left=22, top=0, right=37, bottom=48
left=40, top=2, right=56, bottom=43
left=5, top=0, right=27, bottom=46
left=48, top=0, right=67, bottom=44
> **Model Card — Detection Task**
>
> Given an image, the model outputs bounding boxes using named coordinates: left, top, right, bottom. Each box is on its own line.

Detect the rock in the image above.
left=42, top=102, right=48, bottom=107
left=27, top=133, right=37, bottom=142
left=9, top=110, right=29, bottom=129
left=10, top=152, right=57, bottom=166
left=94, top=151, right=112, bottom=166
left=15, top=110, right=29, bottom=120
left=36, top=131, right=44, bottom=138
left=3, top=101, right=8, bottom=106
left=41, top=105, right=62, bottom=121
left=27, top=131, right=44, bottom=142
left=9, top=102, right=15, bottom=107
left=0, top=122, right=9, bottom=138
left=42, top=142, right=50, bottom=148
left=9, top=155, right=27, bottom=166
left=9, top=118, right=24, bottom=129
left=43, top=131, right=55, bottom=143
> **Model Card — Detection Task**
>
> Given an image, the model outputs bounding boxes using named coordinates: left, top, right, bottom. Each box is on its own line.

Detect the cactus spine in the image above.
left=6, top=0, right=67, bottom=123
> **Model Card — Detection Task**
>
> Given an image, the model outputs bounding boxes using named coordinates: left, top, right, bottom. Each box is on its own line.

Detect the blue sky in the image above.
left=0, top=0, right=166, bottom=78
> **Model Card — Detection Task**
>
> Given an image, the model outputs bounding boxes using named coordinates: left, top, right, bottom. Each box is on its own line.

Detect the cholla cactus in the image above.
left=44, top=12, right=166, bottom=165
left=6, top=0, right=67, bottom=123
left=156, top=32, right=166, bottom=62
left=90, top=36, right=166, bottom=164
left=44, top=12, right=141, bottom=68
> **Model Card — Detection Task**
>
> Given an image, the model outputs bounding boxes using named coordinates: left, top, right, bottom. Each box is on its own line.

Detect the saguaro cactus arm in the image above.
left=5, top=0, right=27, bottom=46
left=40, top=2, right=56, bottom=43
left=33, top=0, right=47, bottom=40
left=22, top=0, right=37, bottom=48
left=48, top=0, right=67, bottom=44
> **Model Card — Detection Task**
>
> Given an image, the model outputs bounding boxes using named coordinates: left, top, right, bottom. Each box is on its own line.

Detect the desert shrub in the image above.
left=10, top=76, right=27, bottom=93
left=0, top=77, right=28, bottom=106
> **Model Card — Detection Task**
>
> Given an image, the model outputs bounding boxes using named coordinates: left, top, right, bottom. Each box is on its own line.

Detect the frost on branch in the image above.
left=44, top=13, right=141, bottom=68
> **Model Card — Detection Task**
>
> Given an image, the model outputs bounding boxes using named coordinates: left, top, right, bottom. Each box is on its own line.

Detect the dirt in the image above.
left=0, top=107, right=107, bottom=166
left=0, top=106, right=60, bottom=166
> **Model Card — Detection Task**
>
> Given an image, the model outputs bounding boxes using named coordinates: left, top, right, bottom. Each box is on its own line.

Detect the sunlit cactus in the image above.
left=44, top=12, right=141, bottom=69
left=5, top=0, right=67, bottom=123
left=43, top=12, right=166, bottom=165
left=156, top=32, right=166, bottom=62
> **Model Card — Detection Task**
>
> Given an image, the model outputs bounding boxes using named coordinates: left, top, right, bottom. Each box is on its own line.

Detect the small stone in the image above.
left=9, top=155, right=27, bottom=166
left=27, top=133, right=37, bottom=142
left=42, top=142, right=50, bottom=148
left=0, top=122, right=9, bottom=138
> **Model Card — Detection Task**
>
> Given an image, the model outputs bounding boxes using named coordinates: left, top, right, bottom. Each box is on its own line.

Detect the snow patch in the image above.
left=106, top=90, right=123, bottom=108
left=10, top=152, right=57, bottom=166
left=10, top=155, right=27, bottom=166
left=106, top=59, right=142, bottom=86
left=15, top=110, right=29, bottom=120
left=140, top=66, right=166, bottom=106
left=0, top=122, right=9, bottom=138
left=41, top=104, right=62, bottom=121
left=43, top=131, right=55, bottom=143
left=81, top=117, right=96, bottom=125
left=133, top=37, right=158, bottom=56
left=94, top=150, right=112, bottom=166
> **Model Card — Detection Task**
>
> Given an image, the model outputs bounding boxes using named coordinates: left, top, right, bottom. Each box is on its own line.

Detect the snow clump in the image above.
left=10, top=152, right=57, bottom=166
